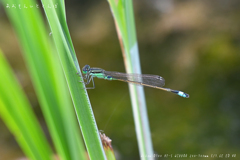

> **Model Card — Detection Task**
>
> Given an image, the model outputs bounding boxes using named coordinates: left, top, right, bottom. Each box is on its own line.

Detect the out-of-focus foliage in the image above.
left=1, top=0, right=240, bottom=159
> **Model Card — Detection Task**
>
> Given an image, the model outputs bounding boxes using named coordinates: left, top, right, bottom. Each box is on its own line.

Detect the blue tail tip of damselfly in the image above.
left=171, top=90, right=189, bottom=98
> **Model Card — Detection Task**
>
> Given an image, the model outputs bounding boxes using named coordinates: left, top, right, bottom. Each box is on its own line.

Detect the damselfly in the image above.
left=79, top=65, right=189, bottom=98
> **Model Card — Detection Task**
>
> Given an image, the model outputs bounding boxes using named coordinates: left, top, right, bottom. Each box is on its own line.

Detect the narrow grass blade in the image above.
left=108, top=0, right=154, bottom=159
left=1, top=0, right=87, bottom=159
left=0, top=50, right=53, bottom=160
left=41, top=0, right=107, bottom=159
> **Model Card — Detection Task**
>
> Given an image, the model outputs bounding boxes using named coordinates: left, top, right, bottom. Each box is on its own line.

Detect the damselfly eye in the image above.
left=82, top=65, right=90, bottom=72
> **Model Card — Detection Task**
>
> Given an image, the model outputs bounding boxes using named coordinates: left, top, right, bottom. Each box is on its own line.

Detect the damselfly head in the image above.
left=82, top=65, right=90, bottom=74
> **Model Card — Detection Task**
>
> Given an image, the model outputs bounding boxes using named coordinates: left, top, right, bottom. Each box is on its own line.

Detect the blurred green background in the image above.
left=1, top=0, right=240, bottom=159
